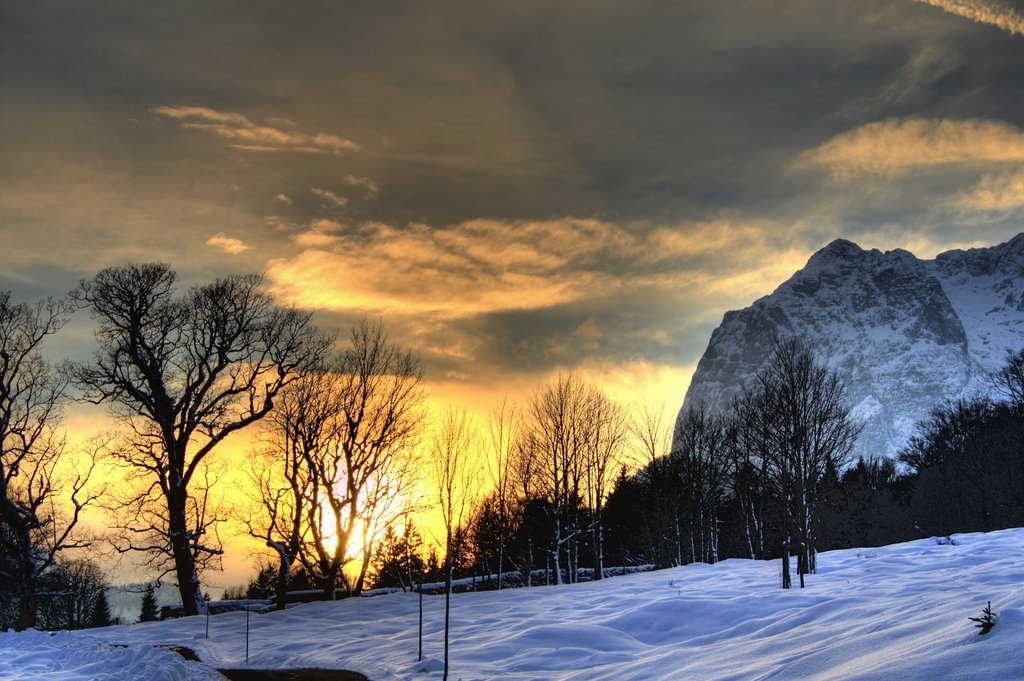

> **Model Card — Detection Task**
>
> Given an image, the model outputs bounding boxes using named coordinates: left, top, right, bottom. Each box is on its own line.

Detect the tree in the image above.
left=90, top=587, right=113, bottom=628
left=432, top=409, right=482, bottom=681
left=524, top=374, right=589, bottom=585
left=485, top=398, right=520, bottom=589
left=292, top=320, right=425, bottom=600
left=245, top=372, right=329, bottom=609
left=72, top=264, right=328, bottom=615
left=627, top=402, right=681, bottom=568
left=673, top=402, right=730, bottom=564
left=369, top=521, right=425, bottom=590
left=0, top=291, right=99, bottom=630
left=581, top=390, right=628, bottom=579
left=994, top=347, right=1024, bottom=410
left=735, top=338, right=859, bottom=587
left=139, top=582, right=160, bottom=622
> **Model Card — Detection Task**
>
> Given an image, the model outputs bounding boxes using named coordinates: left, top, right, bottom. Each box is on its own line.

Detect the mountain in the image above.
left=680, top=233, right=1024, bottom=459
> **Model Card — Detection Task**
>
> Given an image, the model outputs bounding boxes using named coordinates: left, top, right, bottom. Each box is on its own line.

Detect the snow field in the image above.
left=2, top=528, right=1022, bottom=680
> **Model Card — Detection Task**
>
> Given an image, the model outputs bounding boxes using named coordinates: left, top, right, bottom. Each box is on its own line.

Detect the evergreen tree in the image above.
left=139, top=583, right=160, bottom=622
left=89, top=589, right=112, bottom=628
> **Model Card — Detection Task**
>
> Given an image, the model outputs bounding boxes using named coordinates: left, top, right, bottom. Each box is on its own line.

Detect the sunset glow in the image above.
left=3, top=1, right=1023, bottom=594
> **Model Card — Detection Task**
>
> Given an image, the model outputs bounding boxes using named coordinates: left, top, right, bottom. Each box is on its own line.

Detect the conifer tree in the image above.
left=139, top=584, right=160, bottom=622
left=90, top=590, right=112, bottom=628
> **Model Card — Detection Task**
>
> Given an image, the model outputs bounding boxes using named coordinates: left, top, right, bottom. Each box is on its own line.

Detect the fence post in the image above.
left=245, top=605, right=250, bottom=661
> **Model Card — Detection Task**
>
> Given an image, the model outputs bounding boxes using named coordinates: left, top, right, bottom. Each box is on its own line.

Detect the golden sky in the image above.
left=3, top=0, right=1024, bottom=589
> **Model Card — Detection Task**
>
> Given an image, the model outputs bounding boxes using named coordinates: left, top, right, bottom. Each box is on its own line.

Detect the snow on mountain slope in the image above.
left=681, top=233, right=1024, bottom=459
left=3, top=529, right=1022, bottom=680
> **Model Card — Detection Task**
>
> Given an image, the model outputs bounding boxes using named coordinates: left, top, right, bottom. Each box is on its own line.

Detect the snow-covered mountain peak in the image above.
left=681, top=233, right=1024, bottom=459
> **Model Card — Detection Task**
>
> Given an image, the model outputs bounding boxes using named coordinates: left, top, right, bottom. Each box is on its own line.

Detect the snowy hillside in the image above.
left=3, top=528, right=1022, bottom=680
left=682, top=234, right=1024, bottom=459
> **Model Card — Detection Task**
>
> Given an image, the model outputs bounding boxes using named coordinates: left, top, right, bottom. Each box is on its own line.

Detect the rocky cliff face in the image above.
left=681, top=233, right=1024, bottom=459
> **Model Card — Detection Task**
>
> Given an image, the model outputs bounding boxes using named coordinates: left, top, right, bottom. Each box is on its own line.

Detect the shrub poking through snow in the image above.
left=969, top=601, right=997, bottom=635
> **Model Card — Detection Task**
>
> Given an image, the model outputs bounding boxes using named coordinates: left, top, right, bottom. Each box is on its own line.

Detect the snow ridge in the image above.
left=681, top=233, right=1024, bottom=459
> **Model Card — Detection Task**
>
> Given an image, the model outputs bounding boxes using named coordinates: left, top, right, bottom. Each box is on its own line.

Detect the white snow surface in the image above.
left=3, top=528, right=1023, bottom=680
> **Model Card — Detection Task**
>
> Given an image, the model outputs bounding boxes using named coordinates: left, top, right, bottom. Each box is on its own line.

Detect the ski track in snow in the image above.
left=2, top=528, right=1022, bottom=680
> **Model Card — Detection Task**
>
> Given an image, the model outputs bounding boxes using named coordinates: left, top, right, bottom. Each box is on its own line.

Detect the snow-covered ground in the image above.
left=3, top=528, right=1022, bottom=680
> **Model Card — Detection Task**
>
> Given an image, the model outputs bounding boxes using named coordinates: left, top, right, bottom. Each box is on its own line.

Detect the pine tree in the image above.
left=969, top=601, right=997, bottom=635
left=139, top=583, right=160, bottom=622
left=89, top=589, right=112, bottom=628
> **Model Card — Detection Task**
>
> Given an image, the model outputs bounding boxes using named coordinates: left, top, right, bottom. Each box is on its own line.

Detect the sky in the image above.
left=3, top=0, right=1024, bottom=585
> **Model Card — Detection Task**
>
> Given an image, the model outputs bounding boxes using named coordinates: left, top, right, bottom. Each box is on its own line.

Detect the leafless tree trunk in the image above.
left=73, top=265, right=328, bottom=615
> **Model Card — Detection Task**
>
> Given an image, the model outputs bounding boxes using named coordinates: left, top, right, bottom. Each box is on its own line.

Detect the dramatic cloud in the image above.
left=206, top=232, right=250, bottom=254
left=800, top=118, right=1024, bottom=180
left=266, top=216, right=805, bottom=317
left=915, top=0, right=1024, bottom=37
left=310, top=187, right=349, bottom=207
left=152, top=106, right=360, bottom=155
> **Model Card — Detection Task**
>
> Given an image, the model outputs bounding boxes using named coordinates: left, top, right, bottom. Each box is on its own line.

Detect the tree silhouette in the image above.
left=73, top=264, right=328, bottom=615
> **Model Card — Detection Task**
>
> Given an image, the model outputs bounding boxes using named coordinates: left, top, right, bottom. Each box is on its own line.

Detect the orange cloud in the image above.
left=799, top=118, right=1024, bottom=180
left=206, top=232, right=250, bottom=254
left=265, top=216, right=805, bottom=317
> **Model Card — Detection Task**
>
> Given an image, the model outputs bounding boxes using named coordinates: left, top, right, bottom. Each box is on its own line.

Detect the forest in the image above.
left=2, top=264, right=1023, bottom=636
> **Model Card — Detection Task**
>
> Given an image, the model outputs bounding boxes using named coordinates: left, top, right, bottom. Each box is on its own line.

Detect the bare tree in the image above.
left=72, top=264, right=328, bottom=614
left=485, top=398, right=520, bottom=589
left=244, top=372, right=327, bottom=609
left=36, top=557, right=108, bottom=631
left=629, top=402, right=680, bottom=568
left=432, top=408, right=482, bottom=681
left=508, top=430, right=541, bottom=586
left=994, top=347, right=1024, bottom=410
left=673, top=402, right=730, bottom=564
left=291, top=320, right=425, bottom=600
left=582, top=390, right=629, bottom=580
left=525, top=374, right=592, bottom=585
left=0, top=292, right=99, bottom=630
left=725, top=396, right=769, bottom=561
left=736, top=338, right=859, bottom=588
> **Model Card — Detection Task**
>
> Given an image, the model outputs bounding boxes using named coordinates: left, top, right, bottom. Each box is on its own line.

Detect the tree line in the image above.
left=3, top=262, right=1022, bottom=637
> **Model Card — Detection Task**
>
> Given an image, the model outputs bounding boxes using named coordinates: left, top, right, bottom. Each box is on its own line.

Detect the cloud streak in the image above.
left=915, top=0, right=1024, bottom=37
left=152, top=106, right=360, bottom=155
left=310, top=187, right=349, bottom=207
left=799, top=117, right=1024, bottom=180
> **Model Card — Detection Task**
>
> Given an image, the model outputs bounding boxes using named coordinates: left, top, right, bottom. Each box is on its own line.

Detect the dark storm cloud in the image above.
left=2, top=0, right=1024, bottom=399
